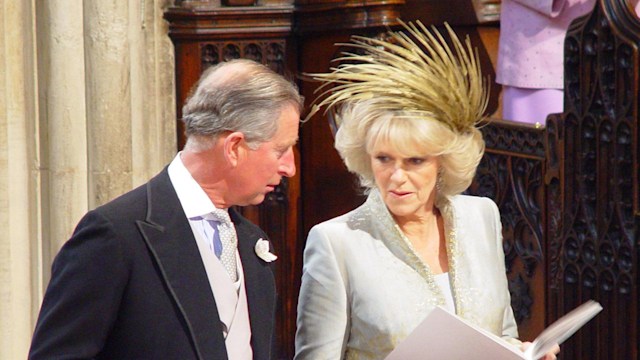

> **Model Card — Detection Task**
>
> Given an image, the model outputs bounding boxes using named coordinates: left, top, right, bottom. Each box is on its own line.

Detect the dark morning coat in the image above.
left=28, top=168, right=277, bottom=360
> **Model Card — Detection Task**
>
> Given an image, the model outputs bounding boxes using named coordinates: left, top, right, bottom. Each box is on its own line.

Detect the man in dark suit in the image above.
left=29, top=59, right=303, bottom=360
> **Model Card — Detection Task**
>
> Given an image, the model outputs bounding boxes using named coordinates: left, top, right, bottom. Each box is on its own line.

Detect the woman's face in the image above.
left=370, top=137, right=440, bottom=220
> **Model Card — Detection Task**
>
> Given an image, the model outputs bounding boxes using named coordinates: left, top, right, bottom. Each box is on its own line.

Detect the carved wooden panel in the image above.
left=400, top=0, right=501, bottom=25
left=468, top=120, right=547, bottom=341
left=295, top=0, right=404, bottom=34
left=297, top=27, right=397, bottom=236
left=200, top=40, right=287, bottom=73
left=545, top=1, right=640, bottom=359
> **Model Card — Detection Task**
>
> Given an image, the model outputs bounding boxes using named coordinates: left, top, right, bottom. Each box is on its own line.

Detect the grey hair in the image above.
left=334, top=100, right=485, bottom=199
left=181, top=59, right=303, bottom=150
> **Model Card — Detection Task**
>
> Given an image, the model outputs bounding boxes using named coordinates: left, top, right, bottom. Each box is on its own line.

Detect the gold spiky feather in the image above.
left=306, top=21, right=489, bottom=133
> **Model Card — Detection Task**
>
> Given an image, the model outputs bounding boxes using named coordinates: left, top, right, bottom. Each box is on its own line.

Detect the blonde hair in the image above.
left=335, top=100, right=484, bottom=198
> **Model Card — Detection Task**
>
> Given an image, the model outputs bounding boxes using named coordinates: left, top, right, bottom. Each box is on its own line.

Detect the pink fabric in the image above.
left=496, top=0, right=596, bottom=89
left=497, top=0, right=640, bottom=123
left=501, top=86, right=563, bottom=125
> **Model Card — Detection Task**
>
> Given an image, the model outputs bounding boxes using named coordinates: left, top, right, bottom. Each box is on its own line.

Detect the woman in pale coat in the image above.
left=294, top=22, right=559, bottom=360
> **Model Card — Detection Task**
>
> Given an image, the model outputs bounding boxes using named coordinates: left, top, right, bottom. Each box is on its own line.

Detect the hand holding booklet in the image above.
left=385, top=300, right=602, bottom=360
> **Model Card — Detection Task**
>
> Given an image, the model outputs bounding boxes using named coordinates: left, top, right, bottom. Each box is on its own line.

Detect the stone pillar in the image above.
left=130, top=0, right=177, bottom=187
left=84, top=1, right=133, bottom=206
left=0, top=0, right=176, bottom=358
left=37, top=0, right=90, bottom=268
left=0, top=0, right=40, bottom=357
left=84, top=0, right=176, bottom=207
left=36, top=0, right=176, bottom=281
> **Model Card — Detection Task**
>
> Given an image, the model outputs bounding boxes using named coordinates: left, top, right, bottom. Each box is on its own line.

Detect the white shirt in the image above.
left=434, top=272, right=456, bottom=314
left=168, top=154, right=222, bottom=250
left=167, top=153, right=252, bottom=360
left=167, top=152, right=240, bottom=290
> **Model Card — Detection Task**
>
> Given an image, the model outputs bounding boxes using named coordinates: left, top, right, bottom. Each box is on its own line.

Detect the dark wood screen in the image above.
left=165, top=0, right=640, bottom=358
left=544, top=1, right=640, bottom=358
left=467, top=119, right=548, bottom=342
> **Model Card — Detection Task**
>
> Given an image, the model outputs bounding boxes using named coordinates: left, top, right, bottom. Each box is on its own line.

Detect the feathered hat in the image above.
left=305, top=20, right=489, bottom=133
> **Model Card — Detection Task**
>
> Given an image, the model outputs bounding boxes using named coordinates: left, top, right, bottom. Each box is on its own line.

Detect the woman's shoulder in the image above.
left=447, top=194, right=501, bottom=228
left=449, top=194, right=498, bottom=211
left=448, top=195, right=503, bottom=251
left=310, top=202, right=369, bottom=233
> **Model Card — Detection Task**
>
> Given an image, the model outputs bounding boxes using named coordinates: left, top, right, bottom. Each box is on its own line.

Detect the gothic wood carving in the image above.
left=468, top=119, right=547, bottom=341
left=295, top=0, right=404, bottom=34
left=545, top=1, right=640, bottom=358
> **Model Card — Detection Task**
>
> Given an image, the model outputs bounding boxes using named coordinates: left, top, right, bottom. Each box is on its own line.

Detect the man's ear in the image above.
left=223, top=132, right=245, bottom=166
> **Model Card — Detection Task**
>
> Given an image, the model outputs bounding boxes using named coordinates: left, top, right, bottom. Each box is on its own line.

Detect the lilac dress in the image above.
left=496, top=0, right=596, bottom=125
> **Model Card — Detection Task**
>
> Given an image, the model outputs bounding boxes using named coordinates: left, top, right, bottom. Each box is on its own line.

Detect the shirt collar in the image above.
left=168, top=152, right=222, bottom=219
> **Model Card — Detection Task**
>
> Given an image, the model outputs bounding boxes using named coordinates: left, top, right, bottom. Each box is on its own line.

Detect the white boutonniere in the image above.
left=255, top=238, right=278, bottom=262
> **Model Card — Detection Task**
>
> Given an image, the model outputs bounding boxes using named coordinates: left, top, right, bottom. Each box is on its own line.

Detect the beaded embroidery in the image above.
left=365, top=189, right=461, bottom=311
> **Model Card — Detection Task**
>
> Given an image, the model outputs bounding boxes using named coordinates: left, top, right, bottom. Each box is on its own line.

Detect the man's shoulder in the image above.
left=92, top=167, right=171, bottom=219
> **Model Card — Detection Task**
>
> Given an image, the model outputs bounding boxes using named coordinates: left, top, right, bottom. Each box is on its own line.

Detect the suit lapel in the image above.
left=231, top=208, right=277, bottom=360
left=136, top=169, right=228, bottom=360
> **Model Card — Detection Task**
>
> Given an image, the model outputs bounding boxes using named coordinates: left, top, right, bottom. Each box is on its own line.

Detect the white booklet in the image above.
left=385, top=300, right=602, bottom=360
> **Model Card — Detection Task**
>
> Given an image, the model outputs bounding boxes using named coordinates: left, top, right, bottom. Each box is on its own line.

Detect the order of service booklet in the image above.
left=385, top=300, right=603, bottom=360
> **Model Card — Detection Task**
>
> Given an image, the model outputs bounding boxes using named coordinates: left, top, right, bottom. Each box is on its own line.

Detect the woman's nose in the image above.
left=390, top=166, right=406, bottom=182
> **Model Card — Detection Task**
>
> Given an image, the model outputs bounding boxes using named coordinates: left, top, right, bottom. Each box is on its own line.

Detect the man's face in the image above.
left=231, top=103, right=300, bottom=206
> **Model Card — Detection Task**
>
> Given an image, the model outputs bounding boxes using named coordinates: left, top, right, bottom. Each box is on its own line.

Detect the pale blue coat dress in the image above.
left=295, top=189, right=520, bottom=360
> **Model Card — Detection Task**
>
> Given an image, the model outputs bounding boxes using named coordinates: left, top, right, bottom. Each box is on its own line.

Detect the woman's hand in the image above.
left=521, top=341, right=560, bottom=360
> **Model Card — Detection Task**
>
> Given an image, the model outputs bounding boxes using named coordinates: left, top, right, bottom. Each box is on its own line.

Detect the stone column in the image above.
left=130, top=0, right=177, bottom=187
left=0, top=0, right=176, bottom=357
left=37, top=0, right=90, bottom=269
left=84, top=1, right=133, bottom=206
left=0, top=0, right=42, bottom=358
left=36, top=0, right=176, bottom=283
left=84, top=0, right=176, bottom=207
